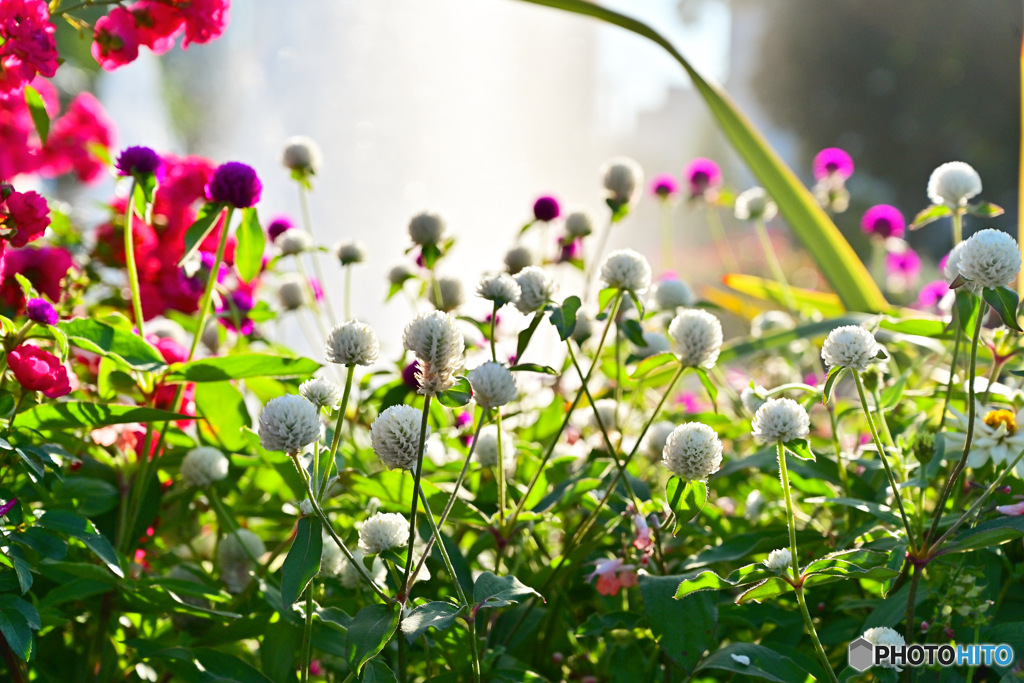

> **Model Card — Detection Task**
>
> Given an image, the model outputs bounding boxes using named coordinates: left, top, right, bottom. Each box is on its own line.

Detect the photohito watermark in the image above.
left=849, top=638, right=1016, bottom=672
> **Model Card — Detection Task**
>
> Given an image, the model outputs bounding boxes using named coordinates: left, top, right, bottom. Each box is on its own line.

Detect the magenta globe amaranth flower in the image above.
left=267, top=215, right=293, bottom=242
left=116, top=145, right=162, bottom=177
left=887, top=248, right=921, bottom=282
left=861, top=204, right=905, bottom=239
left=684, top=158, right=722, bottom=198
left=812, top=147, right=854, bottom=181
left=650, top=173, right=679, bottom=200
left=26, top=298, right=58, bottom=326
left=533, top=195, right=560, bottom=222
left=917, top=280, right=949, bottom=310
left=206, top=161, right=262, bottom=209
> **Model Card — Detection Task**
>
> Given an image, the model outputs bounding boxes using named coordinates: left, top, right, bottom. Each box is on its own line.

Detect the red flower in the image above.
left=0, top=246, right=73, bottom=314
left=8, top=344, right=70, bottom=398
left=40, top=93, right=116, bottom=183
left=1, top=187, right=50, bottom=247
left=177, top=0, right=231, bottom=48
left=131, top=1, right=184, bottom=55
left=0, top=0, right=58, bottom=96
left=92, top=7, right=140, bottom=71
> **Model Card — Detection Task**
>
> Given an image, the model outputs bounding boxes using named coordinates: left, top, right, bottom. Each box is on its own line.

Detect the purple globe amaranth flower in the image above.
left=813, top=147, right=854, bottom=181
left=558, top=237, right=582, bottom=263
left=206, top=161, right=263, bottom=209
left=861, top=204, right=905, bottom=239
left=116, top=145, right=162, bottom=177
left=533, top=195, right=561, bottom=222
left=650, top=173, right=679, bottom=200
left=402, top=360, right=421, bottom=392
left=887, top=248, right=922, bottom=280
left=26, top=298, right=58, bottom=326
left=267, top=215, right=293, bottom=242
left=218, top=289, right=255, bottom=335
left=917, top=280, right=949, bottom=309
left=684, top=158, right=722, bottom=198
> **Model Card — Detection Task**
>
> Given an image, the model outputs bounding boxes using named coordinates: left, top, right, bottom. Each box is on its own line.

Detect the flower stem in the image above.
left=940, top=325, right=963, bottom=430
left=952, top=208, right=964, bottom=245
left=123, top=180, right=146, bottom=337
left=298, top=183, right=338, bottom=327
left=322, top=364, right=356, bottom=499
left=705, top=205, right=739, bottom=273
left=489, top=302, right=498, bottom=362
left=300, top=588, right=313, bottom=683
left=400, top=395, right=433, bottom=597
left=188, top=207, right=233, bottom=360
left=496, top=410, right=506, bottom=525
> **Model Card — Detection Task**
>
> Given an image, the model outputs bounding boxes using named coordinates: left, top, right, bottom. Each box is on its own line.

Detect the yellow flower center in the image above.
left=983, top=409, right=1017, bottom=435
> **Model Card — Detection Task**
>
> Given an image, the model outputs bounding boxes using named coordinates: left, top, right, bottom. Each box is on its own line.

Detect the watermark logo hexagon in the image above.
left=848, top=637, right=874, bottom=672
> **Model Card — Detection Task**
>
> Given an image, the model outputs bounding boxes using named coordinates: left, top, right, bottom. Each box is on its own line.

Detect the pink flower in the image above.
left=861, top=204, right=905, bottom=239
left=532, top=195, right=560, bottom=222
left=650, top=173, right=679, bottom=200
left=684, top=158, right=722, bottom=198
left=812, top=147, right=854, bottom=181
left=92, top=7, right=140, bottom=71
left=131, top=1, right=184, bottom=54
left=996, top=501, right=1024, bottom=516
left=178, top=0, right=231, bottom=49
left=886, top=248, right=921, bottom=284
left=633, top=513, right=653, bottom=550
left=585, top=558, right=637, bottom=597
left=40, top=92, right=116, bottom=183
left=8, top=343, right=71, bottom=398
left=0, top=246, right=73, bottom=314
left=916, top=280, right=949, bottom=310
left=1, top=187, right=50, bottom=247
left=0, top=0, right=58, bottom=96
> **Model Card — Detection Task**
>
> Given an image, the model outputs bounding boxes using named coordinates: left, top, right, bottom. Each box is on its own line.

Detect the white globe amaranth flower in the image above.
left=426, top=276, right=465, bottom=312
left=763, top=548, right=793, bottom=573
left=635, top=331, right=670, bottom=359
left=298, top=498, right=314, bottom=516
left=467, top=361, right=517, bottom=409
left=370, top=404, right=429, bottom=471
left=300, top=377, right=343, bottom=410
left=821, top=325, right=883, bottom=373
left=281, top=135, right=323, bottom=174
left=751, top=397, right=810, bottom=443
left=217, top=529, right=266, bottom=594
left=515, top=266, right=558, bottom=314
left=751, top=310, right=796, bottom=338
left=474, top=424, right=516, bottom=470
left=477, top=273, right=521, bottom=308
left=740, top=385, right=768, bottom=417
left=602, top=157, right=644, bottom=208
left=863, top=627, right=907, bottom=671
left=643, top=420, right=676, bottom=458
left=734, top=187, right=778, bottom=222
left=325, top=320, right=380, bottom=366
left=928, top=161, right=982, bottom=208
left=653, top=279, right=695, bottom=310
left=504, top=246, right=534, bottom=275
left=408, top=211, right=446, bottom=246
left=668, top=309, right=723, bottom=368
left=387, top=263, right=414, bottom=286
left=403, top=311, right=465, bottom=395
left=571, top=310, right=593, bottom=345
left=181, top=446, right=229, bottom=488
left=358, top=512, right=409, bottom=554
left=277, top=229, right=315, bottom=255
left=565, top=211, right=594, bottom=238
left=600, top=249, right=652, bottom=294
left=334, top=240, right=367, bottom=266
left=662, top=422, right=723, bottom=481
left=278, top=273, right=308, bottom=311
left=337, top=548, right=387, bottom=587
left=956, top=228, right=1022, bottom=289
left=319, top=532, right=344, bottom=576
left=258, top=394, right=321, bottom=453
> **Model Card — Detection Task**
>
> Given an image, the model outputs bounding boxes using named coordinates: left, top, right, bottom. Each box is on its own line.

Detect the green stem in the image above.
left=400, top=396, right=433, bottom=598
left=939, top=325, right=963, bottom=431
left=300, top=588, right=313, bottom=683
left=980, top=358, right=1003, bottom=405
left=323, top=365, right=356, bottom=499
left=188, top=207, right=233, bottom=360
left=795, top=585, right=837, bottom=683
left=123, top=180, right=146, bottom=337
left=705, top=205, right=739, bottom=272
left=952, top=208, right=964, bottom=246
left=489, top=302, right=498, bottom=362
left=659, top=201, right=674, bottom=272
left=496, top=410, right=506, bottom=525
left=298, top=183, right=338, bottom=327
left=754, top=217, right=797, bottom=311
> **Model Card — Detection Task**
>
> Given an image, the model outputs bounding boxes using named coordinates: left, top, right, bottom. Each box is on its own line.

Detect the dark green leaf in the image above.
left=955, top=290, right=980, bottom=335
left=37, top=510, right=123, bottom=577
left=401, top=601, right=461, bottom=642
left=630, top=351, right=676, bottom=380
left=421, top=243, right=442, bottom=270
left=179, top=202, right=225, bottom=267
left=24, top=86, right=49, bottom=145
left=437, top=376, right=473, bottom=408
left=967, top=201, right=1004, bottom=217
left=620, top=318, right=645, bottom=347
left=50, top=477, right=119, bottom=516
left=784, top=438, right=815, bottom=461
left=910, top=203, right=952, bottom=230
left=983, top=285, right=1022, bottom=331
left=280, top=517, right=322, bottom=606
left=345, top=604, right=399, bottom=675
left=59, top=318, right=166, bottom=371
left=164, top=353, right=321, bottom=383
left=0, top=602, right=33, bottom=661
left=640, top=575, right=716, bottom=672
left=473, top=571, right=542, bottom=610
left=236, top=207, right=266, bottom=283
left=15, top=402, right=191, bottom=431
left=360, top=659, right=398, bottom=683
left=666, top=477, right=708, bottom=533
left=549, top=295, right=581, bottom=341
left=515, top=310, right=545, bottom=361
left=695, top=642, right=813, bottom=683
left=508, top=363, right=558, bottom=375
left=939, top=515, right=1024, bottom=555
left=695, top=367, right=718, bottom=408
left=822, top=365, right=844, bottom=405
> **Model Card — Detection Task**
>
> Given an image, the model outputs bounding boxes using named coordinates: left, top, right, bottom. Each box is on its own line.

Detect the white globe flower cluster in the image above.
left=477, top=273, right=521, bottom=308
left=408, top=212, right=446, bottom=246
left=299, top=377, right=343, bottom=410
left=277, top=229, right=314, bottom=256
left=325, top=320, right=380, bottom=367
left=951, top=228, right=1021, bottom=290
left=661, top=422, right=723, bottom=482
left=821, top=325, right=883, bottom=373
left=426, top=276, right=465, bottom=313
left=599, top=249, right=652, bottom=294
left=668, top=309, right=723, bottom=368
left=515, top=266, right=557, bottom=314
left=602, top=157, right=644, bottom=208
left=277, top=273, right=308, bottom=311
left=180, top=447, right=229, bottom=488
left=358, top=512, right=409, bottom=555
left=927, top=161, right=982, bottom=208
left=762, top=547, right=792, bottom=573
left=217, top=529, right=266, bottom=594
left=474, top=425, right=516, bottom=472
left=751, top=398, right=810, bottom=444
left=370, top=404, right=429, bottom=471
left=258, top=394, right=321, bottom=454
left=403, top=311, right=465, bottom=396
left=281, top=135, right=322, bottom=174
left=734, top=187, right=778, bottom=222
left=334, top=240, right=367, bottom=266
left=467, top=361, right=517, bottom=409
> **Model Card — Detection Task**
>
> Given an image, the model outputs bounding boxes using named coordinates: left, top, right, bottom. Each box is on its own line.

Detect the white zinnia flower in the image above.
left=426, top=276, right=465, bottom=312
left=740, top=385, right=769, bottom=417
left=278, top=273, right=308, bottom=311
left=358, top=512, right=409, bottom=554
left=821, top=325, right=882, bottom=373
left=467, top=361, right=517, bottom=409
left=334, top=240, right=367, bottom=265
left=474, top=424, right=516, bottom=471
left=258, top=395, right=321, bottom=453
left=763, top=548, right=792, bottom=573
left=635, top=331, right=670, bottom=359
left=668, top=309, right=723, bottom=368
left=300, top=377, right=343, bottom=410
left=653, top=279, right=695, bottom=310
left=751, top=398, right=810, bottom=443
left=602, top=157, right=644, bottom=207
left=403, top=311, right=465, bottom=395
left=662, top=422, right=723, bottom=481
left=945, top=404, right=1024, bottom=476
left=477, top=273, right=521, bottom=308
left=956, top=228, right=1022, bottom=289
left=515, top=266, right=557, bottom=314
left=408, top=212, right=446, bottom=245
left=370, top=404, right=429, bottom=471
left=325, top=320, right=380, bottom=366
left=927, top=161, right=982, bottom=208
left=643, top=421, right=676, bottom=458
left=734, top=187, right=778, bottom=222
left=862, top=627, right=906, bottom=671
left=504, top=246, right=534, bottom=275
left=600, top=249, right=652, bottom=294
left=751, top=310, right=796, bottom=338
left=281, top=136, right=323, bottom=174
left=180, top=447, right=229, bottom=488
left=217, top=529, right=266, bottom=594
left=565, top=211, right=594, bottom=238
left=337, top=548, right=387, bottom=588
left=277, top=229, right=315, bottom=256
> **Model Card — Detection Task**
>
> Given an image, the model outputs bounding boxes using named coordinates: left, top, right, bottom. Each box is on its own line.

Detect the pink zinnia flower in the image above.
left=533, top=195, right=560, bottom=222
left=812, top=148, right=854, bottom=181
left=0, top=0, right=58, bottom=95
left=650, top=173, right=679, bottom=200
left=8, top=343, right=71, bottom=398
left=179, top=0, right=231, bottom=49
left=131, top=1, right=184, bottom=54
left=92, top=7, right=140, bottom=71
left=684, top=158, right=721, bottom=198
left=1, top=187, right=50, bottom=248
left=861, top=204, right=905, bottom=239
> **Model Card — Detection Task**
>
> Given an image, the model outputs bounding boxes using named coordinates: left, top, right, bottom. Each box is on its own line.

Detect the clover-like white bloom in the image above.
left=662, top=422, right=723, bottom=482
left=504, top=246, right=534, bottom=274
left=334, top=240, right=367, bottom=265
left=862, top=627, right=907, bottom=671
left=300, top=377, right=343, bottom=410
left=565, top=211, right=594, bottom=238
left=403, top=311, right=464, bottom=395
left=600, top=249, right=652, bottom=294
left=467, top=361, right=517, bottom=409
left=653, top=279, right=695, bottom=310
left=643, top=420, right=676, bottom=458
left=956, top=228, right=1022, bottom=289
left=763, top=548, right=792, bottom=573
left=358, top=512, right=409, bottom=554
left=427, top=276, right=465, bottom=312
left=281, top=135, right=323, bottom=174
left=927, top=161, right=982, bottom=208
left=408, top=211, right=446, bottom=245
left=387, top=263, right=414, bottom=286
left=740, top=385, right=768, bottom=417
left=258, top=394, right=321, bottom=453
left=319, top=532, right=344, bottom=576
left=370, top=404, right=428, bottom=471
left=277, top=229, right=315, bottom=255
left=278, top=273, right=308, bottom=311
left=337, top=548, right=387, bottom=587
left=181, top=446, right=229, bottom=488
left=217, top=529, right=266, bottom=594
left=474, top=424, right=516, bottom=470
left=734, top=187, right=778, bottom=222
left=477, top=273, right=521, bottom=308
left=751, top=310, right=795, bottom=338
left=602, top=157, right=644, bottom=207
left=298, top=499, right=314, bottom=516
left=751, top=397, right=810, bottom=443
left=668, top=309, right=723, bottom=368
left=571, top=310, right=593, bottom=345
left=515, top=266, right=558, bottom=314
left=821, top=325, right=882, bottom=373
left=324, top=321, right=378, bottom=367
left=636, top=331, right=670, bottom=359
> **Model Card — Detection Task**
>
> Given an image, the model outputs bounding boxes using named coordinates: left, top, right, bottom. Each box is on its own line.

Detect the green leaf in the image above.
left=24, top=85, right=49, bottom=145
left=640, top=575, right=716, bottom=672
left=164, top=353, right=320, bottom=382
left=630, top=351, right=676, bottom=380
left=967, top=201, right=1004, bottom=217
left=549, top=295, right=581, bottom=341
left=360, top=659, right=398, bottom=683
left=473, top=571, right=542, bottom=610
left=0, top=600, right=34, bottom=661
left=955, top=290, right=980, bottom=335
left=236, top=207, right=266, bottom=283
left=178, top=202, right=225, bottom=267
left=695, top=367, right=718, bottom=408
left=939, top=515, right=1024, bottom=555
left=400, top=601, right=461, bottom=642
left=508, top=363, right=558, bottom=375
left=620, top=318, right=646, bottom=346
left=516, top=310, right=545, bottom=361
left=15, top=402, right=190, bottom=431
left=822, top=365, right=844, bottom=404
left=910, top=203, right=952, bottom=230
left=695, top=642, right=813, bottom=683
left=983, top=285, right=1022, bottom=331
left=194, top=381, right=250, bottom=452
left=802, top=549, right=899, bottom=583
left=58, top=318, right=167, bottom=372
left=805, top=497, right=901, bottom=527
left=598, top=287, right=618, bottom=313
left=345, top=604, right=400, bottom=675
left=665, top=477, right=707, bottom=533
left=280, top=517, right=322, bottom=606
left=784, top=438, right=815, bottom=461
left=51, top=477, right=119, bottom=516
left=437, top=376, right=473, bottom=408
left=420, top=243, right=442, bottom=270
left=37, top=510, right=123, bottom=577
